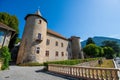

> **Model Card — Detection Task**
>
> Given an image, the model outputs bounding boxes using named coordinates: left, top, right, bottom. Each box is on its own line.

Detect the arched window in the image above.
left=38, top=33, right=41, bottom=40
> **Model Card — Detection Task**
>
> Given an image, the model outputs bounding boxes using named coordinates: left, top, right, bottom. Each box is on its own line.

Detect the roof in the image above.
left=47, top=29, right=68, bottom=40
left=25, top=14, right=47, bottom=23
left=0, top=22, right=16, bottom=32
left=35, top=9, right=42, bottom=16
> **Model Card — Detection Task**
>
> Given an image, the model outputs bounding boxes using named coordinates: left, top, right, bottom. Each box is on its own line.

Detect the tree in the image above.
left=102, top=40, right=120, bottom=56
left=86, top=37, right=95, bottom=45
left=0, top=12, right=19, bottom=50
left=103, top=47, right=115, bottom=59
left=0, top=46, right=11, bottom=70
left=83, top=44, right=102, bottom=57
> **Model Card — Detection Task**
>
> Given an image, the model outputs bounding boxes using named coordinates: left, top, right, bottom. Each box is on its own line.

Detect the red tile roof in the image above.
left=47, top=29, right=68, bottom=40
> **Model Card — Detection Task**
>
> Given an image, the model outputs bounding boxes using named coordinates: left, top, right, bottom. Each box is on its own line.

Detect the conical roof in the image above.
left=35, top=9, right=42, bottom=16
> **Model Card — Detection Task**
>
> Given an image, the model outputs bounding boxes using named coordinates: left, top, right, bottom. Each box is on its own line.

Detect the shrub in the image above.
left=0, top=46, right=11, bottom=70
left=18, top=62, right=43, bottom=66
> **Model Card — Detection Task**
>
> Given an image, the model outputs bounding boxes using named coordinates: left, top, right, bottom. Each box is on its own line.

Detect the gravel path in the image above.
left=0, top=66, right=79, bottom=80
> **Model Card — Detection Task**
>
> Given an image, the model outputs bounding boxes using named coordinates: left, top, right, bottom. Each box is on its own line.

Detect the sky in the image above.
left=0, top=0, right=120, bottom=41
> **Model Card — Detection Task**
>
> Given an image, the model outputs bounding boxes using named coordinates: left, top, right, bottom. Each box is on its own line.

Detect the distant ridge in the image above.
left=81, top=36, right=120, bottom=47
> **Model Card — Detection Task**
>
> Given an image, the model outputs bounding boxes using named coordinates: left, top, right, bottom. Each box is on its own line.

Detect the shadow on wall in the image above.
left=35, top=69, right=81, bottom=80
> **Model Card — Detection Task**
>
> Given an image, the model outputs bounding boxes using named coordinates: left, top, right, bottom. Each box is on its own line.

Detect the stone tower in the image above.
left=71, top=36, right=84, bottom=59
left=17, top=9, right=47, bottom=64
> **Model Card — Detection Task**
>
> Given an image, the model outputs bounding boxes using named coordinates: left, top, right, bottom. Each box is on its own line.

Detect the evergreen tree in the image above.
left=86, top=37, right=95, bottom=45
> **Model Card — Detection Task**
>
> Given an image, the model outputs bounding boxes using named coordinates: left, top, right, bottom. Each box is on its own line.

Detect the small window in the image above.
left=61, top=43, right=63, bottom=47
left=38, top=20, right=42, bottom=24
left=36, top=47, right=40, bottom=54
left=38, top=33, right=41, bottom=40
left=56, top=41, right=58, bottom=46
left=46, top=51, right=49, bottom=57
left=61, top=52, right=64, bottom=56
left=46, top=39, right=50, bottom=45
left=55, top=51, right=58, bottom=56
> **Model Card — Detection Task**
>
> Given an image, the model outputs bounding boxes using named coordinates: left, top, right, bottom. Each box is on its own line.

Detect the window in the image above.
left=46, top=51, right=49, bottom=57
left=56, top=41, right=58, bottom=46
left=38, top=33, right=41, bottom=40
left=55, top=51, right=58, bottom=56
left=46, top=39, right=50, bottom=45
left=61, top=52, right=64, bottom=56
left=36, top=47, right=40, bottom=54
left=38, top=20, right=42, bottom=24
left=61, top=43, right=63, bottom=47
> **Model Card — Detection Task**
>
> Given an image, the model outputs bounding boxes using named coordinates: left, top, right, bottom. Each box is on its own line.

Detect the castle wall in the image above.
left=45, top=33, right=72, bottom=61
left=71, top=36, right=81, bottom=59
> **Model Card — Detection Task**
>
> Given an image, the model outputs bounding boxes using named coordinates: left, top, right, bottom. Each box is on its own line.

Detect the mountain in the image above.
left=81, top=36, right=120, bottom=47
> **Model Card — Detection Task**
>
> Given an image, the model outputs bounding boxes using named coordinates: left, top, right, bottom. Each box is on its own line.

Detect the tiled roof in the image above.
left=0, top=22, right=16, bottom=31
left=47, top=29, right=68, bottom=40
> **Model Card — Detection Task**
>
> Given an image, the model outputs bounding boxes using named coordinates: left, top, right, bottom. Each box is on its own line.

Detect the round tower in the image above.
left=71, top=36, right=84, bottom=59
left=17, top=9, right=47, bottom=64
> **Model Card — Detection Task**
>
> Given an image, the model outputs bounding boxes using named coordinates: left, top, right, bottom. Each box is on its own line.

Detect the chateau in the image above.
left=17, top=10, right=84, bottom=64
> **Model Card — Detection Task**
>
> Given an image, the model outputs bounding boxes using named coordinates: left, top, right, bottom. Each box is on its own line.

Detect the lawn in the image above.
left=95, top=59, right=114, bottom=68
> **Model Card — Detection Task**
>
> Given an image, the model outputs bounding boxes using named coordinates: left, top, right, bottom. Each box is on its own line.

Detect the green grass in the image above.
left=44, top=58, right=100, bottom=66
left=18, top=58, right=100, bottom=66
left=95, top=59, right=114, bottom=68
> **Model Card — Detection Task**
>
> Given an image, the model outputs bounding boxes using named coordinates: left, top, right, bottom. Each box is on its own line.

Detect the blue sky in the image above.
left=0, top=0, right=120, bottom=41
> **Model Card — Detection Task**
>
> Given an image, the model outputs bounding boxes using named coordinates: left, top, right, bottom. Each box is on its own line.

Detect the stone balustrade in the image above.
left=48, top=64, right=119, bottom=80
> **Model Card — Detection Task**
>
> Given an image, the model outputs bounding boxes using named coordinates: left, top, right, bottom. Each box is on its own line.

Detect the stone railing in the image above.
left=48, top=64, right=119, bottom=80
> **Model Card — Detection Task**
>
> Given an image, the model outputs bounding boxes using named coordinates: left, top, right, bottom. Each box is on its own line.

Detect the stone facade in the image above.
left=17, top=10, right=83, bottom=64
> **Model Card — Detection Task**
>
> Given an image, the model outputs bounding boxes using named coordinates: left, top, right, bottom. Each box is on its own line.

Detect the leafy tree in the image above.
left=97, top=47, right=104, bottom=57
left=83, top=44, right=102, bottom=57
left=102, top=40, right=120, bottom=56
left=86, top=37, right=95, bottom=45
left=0, top=12, right=19, bottom=50
left=0, top=46, right=11, bottom=70
left=103, top=47, right=115, bottom=59
left=15, top=37, right=21, bottom=44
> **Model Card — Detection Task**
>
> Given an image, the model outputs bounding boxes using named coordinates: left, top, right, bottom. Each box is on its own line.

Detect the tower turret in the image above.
left=17, top=9, right=47, bottom=64
left=71, top=36, right=84, bottom=59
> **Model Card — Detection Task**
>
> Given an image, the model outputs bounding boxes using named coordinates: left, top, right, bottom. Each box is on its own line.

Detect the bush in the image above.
left=0, top=47, right=11, bottom=70
left=18, top=62, right=43, bottom=66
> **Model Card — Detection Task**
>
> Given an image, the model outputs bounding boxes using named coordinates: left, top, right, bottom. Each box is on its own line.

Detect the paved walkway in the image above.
left=0, top=66, right=79, bottom=80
